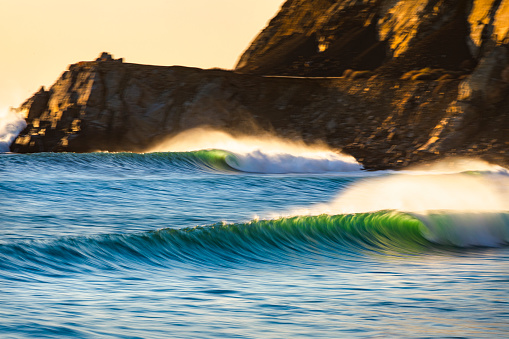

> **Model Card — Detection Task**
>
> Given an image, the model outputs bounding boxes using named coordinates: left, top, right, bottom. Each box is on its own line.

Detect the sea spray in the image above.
left=402, top=158, right=509, bottom=175
left=147, top=127, right=362, bottom=173
left=295, top=170, right=509, bottom=215
left=0, top=107, right=26, bottom=152
left=146, top=127, right=332, bottom=155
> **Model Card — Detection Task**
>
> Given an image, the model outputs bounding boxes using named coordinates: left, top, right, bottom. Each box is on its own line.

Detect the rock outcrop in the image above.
left=10, top=0, right=509, bottom=169
left=235, top=0, right=509, bottom=77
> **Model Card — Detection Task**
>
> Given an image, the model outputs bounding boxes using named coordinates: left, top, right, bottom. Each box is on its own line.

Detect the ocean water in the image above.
left=1, top=147, right=509, bottom=338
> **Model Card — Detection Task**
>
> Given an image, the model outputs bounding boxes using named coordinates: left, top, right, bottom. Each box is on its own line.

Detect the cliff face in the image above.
left=236, top=0, right=509, bottom=77
left=11, top=52, right=508, bottom=169
left=12, top=59, right=258, bottom=153
left=10, top=1, right=509, bottom=169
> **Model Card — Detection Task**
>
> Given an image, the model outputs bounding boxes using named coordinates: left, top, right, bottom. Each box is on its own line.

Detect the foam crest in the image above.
left=226, top=150, right=361, bottom=173
left=300, top=170, right=509, bottom=215
left=148, top=127, right=362, bottom=173
left=403, top=158, right=508, bottom=175
left=0, top=107, right=26, bottom=152
left=415, top=212, right=509, bottom=247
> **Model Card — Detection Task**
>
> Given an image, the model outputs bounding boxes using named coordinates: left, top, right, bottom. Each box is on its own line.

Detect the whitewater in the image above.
left=1, top=130, right=508, bottom=338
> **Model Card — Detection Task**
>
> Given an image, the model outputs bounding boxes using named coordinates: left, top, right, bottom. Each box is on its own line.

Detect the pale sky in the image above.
left=0, top=0, right=284, bottom=110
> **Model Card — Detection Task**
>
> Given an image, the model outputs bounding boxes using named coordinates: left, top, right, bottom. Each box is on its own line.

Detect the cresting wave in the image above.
left=224, top=150, right=362, bottom=173
left=147, top=127, right=362, bottom=173
left=1, top=211, right=508, bottom=277
left=147, top=148, right=361, bottom=173
left=3, top=149, right=362, bottom=175
left=294, top=170, right=509, bottom=216
left=0, top=107, right=26, bottom=153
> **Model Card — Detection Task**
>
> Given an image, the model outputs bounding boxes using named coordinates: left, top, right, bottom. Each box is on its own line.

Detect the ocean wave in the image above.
left=139, top=149, right=362, bottom=174
left=225, top=149, right=362, bottom=173
left=1, top=149, right=362, bottom=175
left=1, top=211, right=507, bottom=277
left=0, top=107, right=26, bottom=153
left=145, top=127, right=363, bottom=173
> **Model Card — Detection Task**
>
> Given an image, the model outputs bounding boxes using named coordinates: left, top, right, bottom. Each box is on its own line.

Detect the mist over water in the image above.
left=316, top=171, right=509, bottom=214
left=0, top=107, right=26, bottom=152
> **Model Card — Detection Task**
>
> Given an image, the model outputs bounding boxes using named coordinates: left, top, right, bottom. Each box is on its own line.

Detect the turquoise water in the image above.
left=1, top=151, right=508, bottom=338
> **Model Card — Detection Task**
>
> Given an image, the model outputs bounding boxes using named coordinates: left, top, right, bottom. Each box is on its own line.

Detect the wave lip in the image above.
left=138, top=149, right=362, bottom=174
left=224, top=150, right=362, bottom=174
left=416, top=211, right=509, bottom=247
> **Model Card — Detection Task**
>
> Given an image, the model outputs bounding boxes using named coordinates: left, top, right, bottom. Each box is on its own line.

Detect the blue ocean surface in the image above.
left=1, top=150, right=508, bottom=338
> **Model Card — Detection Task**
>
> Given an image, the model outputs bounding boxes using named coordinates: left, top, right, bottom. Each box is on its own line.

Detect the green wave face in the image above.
left=2, top=211, right=508, bottom=273
left=0, top=212, right=430, bottom=270
left=167, top=211, right=509, bottom=255
left=184, top=149, right=238, bottom=172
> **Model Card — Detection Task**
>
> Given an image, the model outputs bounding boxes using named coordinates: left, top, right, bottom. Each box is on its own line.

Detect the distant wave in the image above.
left=2, top=150, right=362, bottom=175
left=0, top=108, right=26, bottom=152
left=146, top=127, right=363, bottom=173
left=139, top=149, right=362, bottom=174
left=1, top=211, right=507, bottom=277
left=224, top=149, right=362, bottom=173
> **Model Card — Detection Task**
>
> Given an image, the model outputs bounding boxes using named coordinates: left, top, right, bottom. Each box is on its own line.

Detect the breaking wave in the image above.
left=0, top=107, right=26, bottom=152
left=146, top=127, right=362, bottom=173
left=1, top=211, right=507, bottom=277
left=4, top=149, right=361, bottom=175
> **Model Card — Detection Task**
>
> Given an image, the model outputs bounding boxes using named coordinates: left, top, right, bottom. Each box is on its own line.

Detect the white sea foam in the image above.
left=148, top=127, right=362, bottom=173
left=415, top=211, right=509, bottom=247
left=283, top=159, right=509, bottom=219
left=226, top=150, right=361, bottom=173
left=0, top=107, right=26, bottom=152
left=307, top=171, right=509, bottom=215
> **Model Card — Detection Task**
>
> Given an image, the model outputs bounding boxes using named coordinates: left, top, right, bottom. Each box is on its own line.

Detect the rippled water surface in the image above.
left=1, top=152, right=508, bottom=338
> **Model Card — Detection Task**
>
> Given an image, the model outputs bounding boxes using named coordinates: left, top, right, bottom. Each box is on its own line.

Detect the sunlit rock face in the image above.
left=468, top=0, right=509, bottom=56
left=236, top=0, right=509, bottom=77
left=11, top=52, right=508, bottom=170
left=377, top=0, right=470, bottom=60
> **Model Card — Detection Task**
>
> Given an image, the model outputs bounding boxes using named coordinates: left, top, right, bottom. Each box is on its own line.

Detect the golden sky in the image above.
left=0, top=0, right=284, bottom=109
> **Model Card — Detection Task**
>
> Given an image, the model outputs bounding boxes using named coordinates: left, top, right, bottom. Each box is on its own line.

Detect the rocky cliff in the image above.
left=11, top=1, right=509, bottom=169
left=236, top=0, right=508, bottom=77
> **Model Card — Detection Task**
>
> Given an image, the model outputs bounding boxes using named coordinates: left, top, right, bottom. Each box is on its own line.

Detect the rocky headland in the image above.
left=11, top=0, right=509, bottom=169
